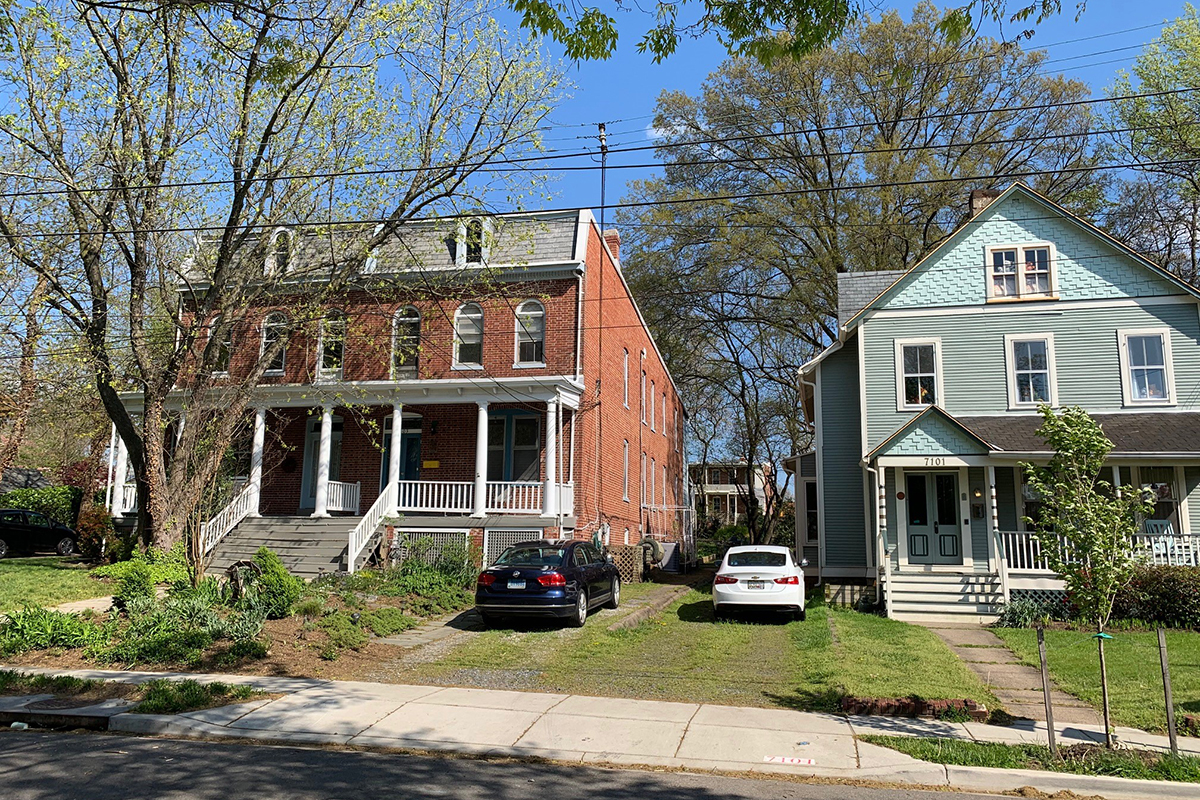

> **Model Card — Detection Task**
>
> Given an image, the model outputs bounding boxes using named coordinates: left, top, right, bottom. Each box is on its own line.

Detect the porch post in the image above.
left=110, top=430, right=129, bottom=516
left=389, top=402, right=403, bottom=513
left=542, top=397, right=558, bottom=517
left=249, top=407, right=267, bottom=517
left=472, top=401, right=488, bottom=517
left=313, top=405, right=333, bottom=518
left=104, top=423, right=117, bottom=512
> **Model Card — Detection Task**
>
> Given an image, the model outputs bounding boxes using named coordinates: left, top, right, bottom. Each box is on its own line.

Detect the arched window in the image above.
left=261, top=312, right=288, bottom=374
left=319, top=311, right=345, bottom=381
left=392, top=306, right=420, bottom=379
left=465, top=218, right=484, bottom=264
left=454, top=303, right=483, bottom=368
left=209, top=316, right=231, bottom=375
left=515, top=300, right=545, bottom=365
left=269, top=228, right=292, bottom=274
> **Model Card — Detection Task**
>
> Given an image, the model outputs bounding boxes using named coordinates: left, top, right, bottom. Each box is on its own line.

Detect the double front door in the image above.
left=905, top=472, right=962, bottom=565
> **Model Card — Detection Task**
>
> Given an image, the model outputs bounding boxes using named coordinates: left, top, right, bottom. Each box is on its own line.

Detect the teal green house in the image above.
left=798, top=184, right=1200, bottom=623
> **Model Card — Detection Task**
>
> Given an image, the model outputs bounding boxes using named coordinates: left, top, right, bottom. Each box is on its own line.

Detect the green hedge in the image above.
left=1113, top=565, right=1200, bottom=629
left=0, top=486, right=83, bottom=526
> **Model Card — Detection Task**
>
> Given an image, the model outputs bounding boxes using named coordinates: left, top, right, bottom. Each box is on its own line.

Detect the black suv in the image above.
left=0, top=508, right=78, bottom=559
left=475, top=539, right=620, bottom=628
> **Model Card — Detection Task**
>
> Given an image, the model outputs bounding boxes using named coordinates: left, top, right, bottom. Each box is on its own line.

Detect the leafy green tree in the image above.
left=512, top=0, right=1080, bottom=63
left=619, top=4, right=1105, bottom=542
left=0, top=0, right=564, bottom=548
left=1021, top=405, right=1154, bottom=746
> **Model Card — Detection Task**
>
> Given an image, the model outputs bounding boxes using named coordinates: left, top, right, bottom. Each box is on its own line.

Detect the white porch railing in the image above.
left=327, top=480, right=361, bottom=514
left=396, top=480, right=474, bottom=513
left=120, top=483, right=138, bottom=514
left=557, top=483, right=575, bottom=515
left=993, top=529, right=1011, bottom=603
left=201, top=482, right=256, bottom=555
left=486, top=482, right=542, bottom=513
left=347, top=481, right=396, bottom=574
left=999, top=528, right=1200, bottom=573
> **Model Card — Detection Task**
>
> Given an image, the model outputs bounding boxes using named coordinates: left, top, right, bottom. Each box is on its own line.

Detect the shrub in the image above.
left=994, top=598, right=1058, bottom=629
left=362, top=607, right=418, bottom=637
left=74, top=506, right=117, bottom=561
left=0, top=607, right=112, bottom=655
left=135, top=679, right=255, bottom=715
left=1112, top=565, right=1200, bottom=629
left=92, top=542, right=189, bottom=585
left=716, top=524, right=749, bottom=543
left=318, top=610, right=368, bottom=651
left=114, top=560, right=156, bottom=610
left=252, top=547, right=303, bottom=619
left=0, top=485, right=82, bottom=525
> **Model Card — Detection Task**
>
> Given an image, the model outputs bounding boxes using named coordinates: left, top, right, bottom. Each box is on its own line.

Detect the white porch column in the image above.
left=104, top=423, right=117, bottom=512
left=389, top=402, right=404, bottom=514
left=313, top=405, right=333, bottom=518
left=542, top=397, right=558, bottom=517
left=111, top=431, right=129, bottom=516
left=249, top=407, right=267, bottom=517
left=472, top=401, right=489, bottom=517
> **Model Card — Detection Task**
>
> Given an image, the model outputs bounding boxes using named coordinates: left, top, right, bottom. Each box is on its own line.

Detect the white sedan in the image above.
left=712, top=545, right=806, bottom=621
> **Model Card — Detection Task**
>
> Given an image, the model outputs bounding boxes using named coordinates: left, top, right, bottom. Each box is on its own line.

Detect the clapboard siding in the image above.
left=820, top=336, right=866, bottom=567
left=968, top=467, right=988, bottom=563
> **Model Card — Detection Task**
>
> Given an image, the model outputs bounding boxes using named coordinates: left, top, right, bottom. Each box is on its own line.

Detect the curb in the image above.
left=945, top=763, right=1199, bottom=800
left=606, top=584, right=692, bottom=631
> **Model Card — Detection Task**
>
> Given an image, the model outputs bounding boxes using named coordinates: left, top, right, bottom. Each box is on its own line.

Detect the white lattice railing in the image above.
left=486, top=482, right=542, bottom=513
left=347, top=481, right=395, bottom=574
left=396, top=480, right=474, bottom=513
left=201, top=483, right=256, bottom=555
left=327, top=480, right=361, bottom=514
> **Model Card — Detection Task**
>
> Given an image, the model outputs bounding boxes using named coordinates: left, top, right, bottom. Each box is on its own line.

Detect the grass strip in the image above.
left=861, top=734, right=1200, bottom=783
left=0, top=669, right=263, bottom=714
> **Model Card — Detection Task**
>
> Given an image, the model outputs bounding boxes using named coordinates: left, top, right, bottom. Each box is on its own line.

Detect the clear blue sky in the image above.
left=509, top=1, right=1190, bottom=214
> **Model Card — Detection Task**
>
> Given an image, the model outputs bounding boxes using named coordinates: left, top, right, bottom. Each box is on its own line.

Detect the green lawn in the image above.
left=401, top=588, right=993, bottom=710
left=993, top=627, right=1200, bottom=733
left=0, top=558, right=109, bottom=614
left=862, top=735, right=1200, bottom=783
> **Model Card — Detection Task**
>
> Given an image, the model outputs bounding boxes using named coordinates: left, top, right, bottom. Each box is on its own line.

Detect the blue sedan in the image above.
left=475, top=540, right=621, bottom=628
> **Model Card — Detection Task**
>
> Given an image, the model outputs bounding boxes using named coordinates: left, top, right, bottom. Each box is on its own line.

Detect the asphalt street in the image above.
left=0, top=731, right=1004, bottom=800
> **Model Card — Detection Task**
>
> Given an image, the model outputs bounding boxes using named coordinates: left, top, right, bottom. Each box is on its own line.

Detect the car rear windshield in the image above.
left=727, top=552, right=787, bottom=568
left=494, top=547, right=566, bottom=568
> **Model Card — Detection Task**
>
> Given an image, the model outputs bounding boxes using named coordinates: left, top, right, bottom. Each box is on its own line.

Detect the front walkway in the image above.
left=3, top=665, right=1197, bottom=799
left=927, top=624, right=1101, bottom=726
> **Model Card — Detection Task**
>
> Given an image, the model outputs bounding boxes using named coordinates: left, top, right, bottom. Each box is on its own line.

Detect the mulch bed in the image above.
left=842, top=695, right=989, bottom=722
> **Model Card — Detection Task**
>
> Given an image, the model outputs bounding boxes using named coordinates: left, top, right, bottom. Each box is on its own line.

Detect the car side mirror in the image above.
left=800, top=558, right=809, bottom=567
left=605, top=554, right=614, bottom=564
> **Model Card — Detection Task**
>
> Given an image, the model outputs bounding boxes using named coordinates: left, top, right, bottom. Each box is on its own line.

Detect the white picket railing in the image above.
left=396, top=480, right=474, bottom=513
left=485, top=482, right=542, bottom=513
left=993, top=529, right=1011, bottom=603
left=120, top=483, right=138, bottom=514
left=347, top=481, right=396, bottom=574
left=327, top=480, right=361, bottom=514
left=999, top=528, right=1200, bottom=573
left=201, top=483, right=256, bottom=555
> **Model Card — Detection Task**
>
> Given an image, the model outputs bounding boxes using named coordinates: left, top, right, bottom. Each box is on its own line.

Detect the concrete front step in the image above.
left=893, top=611, right=1001, bottom=624
left=886, top=572, right=1004, bottom=622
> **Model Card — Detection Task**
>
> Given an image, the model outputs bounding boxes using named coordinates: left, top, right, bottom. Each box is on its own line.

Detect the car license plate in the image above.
left=747, top=580, right=766, bottom=590
left=507, top=580, right=526, bottom=590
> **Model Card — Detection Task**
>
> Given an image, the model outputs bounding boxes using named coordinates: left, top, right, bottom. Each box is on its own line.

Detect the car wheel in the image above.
left=567, top=591, right=588, bottom=628
left=56, top=537, right=77, bottom=557
left=604, top=577, right=621, bottom=609
left=0, top=538, right=8, bottom=559
left=795, top=607, right=806, bottom=622
left=712, top=605, right=724, bottom=621
left=478, top=610, right=499, bottom=628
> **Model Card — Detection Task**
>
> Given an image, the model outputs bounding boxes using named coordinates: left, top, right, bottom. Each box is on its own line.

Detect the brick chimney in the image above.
left=968, top=189, right=1003, bottom=218
left=603, top=228, right=621, bottom=261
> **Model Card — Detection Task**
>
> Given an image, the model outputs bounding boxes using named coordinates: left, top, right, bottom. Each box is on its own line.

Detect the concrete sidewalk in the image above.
left=4, top=665, right=1199, bottom=800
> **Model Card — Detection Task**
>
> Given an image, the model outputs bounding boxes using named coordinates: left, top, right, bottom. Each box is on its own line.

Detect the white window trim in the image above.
left=209, top=315, right=231, bottom=378
left=893, top=337, right=944, bottom=412
left=802, top=479, right=819, bottom=545
left=513, top=299, right=546, bottom=368
left=455, top=217, right=494, bottom=268
left=1118, top=327, right=1176, bottom=407
left=650, top=381, right=656, bottom=431
left=622, top=440, right=630, bottom=501
left=984, top=241, right=1059, bottom=302
left=260, top=312, right=287, bottom=376
left=316, top=312, right=345, bottom=382
left=641, top=370, right=647, bottom=423
left=661, top=393, right=667, bottom=436
left=453, top=303, right=484, bottom=370
left=1003, top=332, right=1059, bottom=410
left=623, top=349, right=629, bottom=408
left=266, top=227, right=292, bottom=275
left=391, top=306, right=421, bottom=380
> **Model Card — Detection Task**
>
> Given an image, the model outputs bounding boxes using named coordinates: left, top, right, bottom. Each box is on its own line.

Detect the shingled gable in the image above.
left=839, top=182, right=1200, bottom=333
left=862, top=405, right=995, bottom=462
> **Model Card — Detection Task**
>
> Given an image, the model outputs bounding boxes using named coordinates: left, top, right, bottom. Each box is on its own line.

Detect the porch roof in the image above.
left=958, top=412, right=1200, bottom=457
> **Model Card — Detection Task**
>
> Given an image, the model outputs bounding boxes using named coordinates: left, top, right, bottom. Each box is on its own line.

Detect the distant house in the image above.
left=104, top=211, right=689, bottom=577
left=801, top=183, right=1200, bottom=622
left=0, top=467, right=50, bottom=494
left=689, top=461, right=775, bottom=528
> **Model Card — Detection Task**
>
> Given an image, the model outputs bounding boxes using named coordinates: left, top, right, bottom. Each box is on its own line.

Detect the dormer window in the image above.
left=987, top=243, right=1054, bottom=300
left=455, top=217, right=492, bottom=267
left=268, top=228, right=292, bottom=275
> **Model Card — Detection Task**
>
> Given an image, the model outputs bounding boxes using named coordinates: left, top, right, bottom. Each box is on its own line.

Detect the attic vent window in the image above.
left=987, top=244, right=1054, bottom=300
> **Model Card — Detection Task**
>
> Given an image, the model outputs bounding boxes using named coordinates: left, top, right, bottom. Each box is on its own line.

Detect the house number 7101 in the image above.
left=923, top=457, right=946, bottom=466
